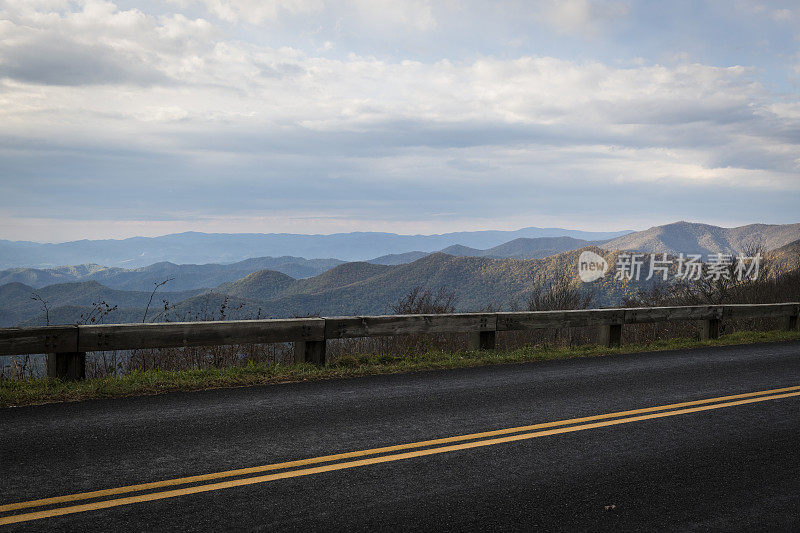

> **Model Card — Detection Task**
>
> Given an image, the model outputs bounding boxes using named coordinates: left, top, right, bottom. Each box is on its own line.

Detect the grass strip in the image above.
left=2, top=329, right=799, bottom=408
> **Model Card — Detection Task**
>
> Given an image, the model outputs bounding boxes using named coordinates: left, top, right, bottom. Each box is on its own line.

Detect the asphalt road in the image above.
left=2, top=340, right=800, bottom=532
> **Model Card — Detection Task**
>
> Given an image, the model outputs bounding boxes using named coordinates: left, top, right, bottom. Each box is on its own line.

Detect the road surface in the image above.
left=2, top=340, right=800, bottom=531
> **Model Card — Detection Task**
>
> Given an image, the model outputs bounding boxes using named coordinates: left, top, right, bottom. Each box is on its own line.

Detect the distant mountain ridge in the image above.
left=9, top=239, right=800, bottom=327
left=0, top=257, right=344, bottom=291
left=367, top=251, right=429, bottom=265
left=4, top=222, right=800, bottom=327
left=0, top=236, right=611, bottom=291
left=441, top=236, right=601, bottom=259
left=4, top=221, right=798, bottom=272
left=603, top=221, right=800, bottom=256
left=0, top=227, right=631, bottom=268
left=368, top=236, right=600, bottom=265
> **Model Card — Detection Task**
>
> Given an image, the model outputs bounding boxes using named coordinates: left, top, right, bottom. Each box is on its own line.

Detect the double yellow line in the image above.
left=2, top=384, right=800, bottom=526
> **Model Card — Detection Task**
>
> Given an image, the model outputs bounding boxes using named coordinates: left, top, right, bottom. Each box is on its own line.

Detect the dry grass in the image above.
left=1, top=328, right=799, bottom=408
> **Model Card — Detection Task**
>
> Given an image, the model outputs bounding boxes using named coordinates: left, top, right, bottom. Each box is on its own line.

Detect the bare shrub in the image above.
left=79, top=301, right=118, bottom=325
left=620, top=253, right=800, bottom=337
left=31, top=293, right=50, bottom=326
left=391, top=286, right=457, bottom=314
left=501, top=271, right=596, bottom=348
left=143, top=278, right=174, bottom=322
left=525, top=271, right=594, bottom=312
left=327, top=286, right=461, bottom=363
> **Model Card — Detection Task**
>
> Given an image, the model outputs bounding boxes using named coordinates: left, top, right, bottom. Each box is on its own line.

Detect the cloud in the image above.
left=0, top=35, right=169, bottom=86
left=0, top=0, right=216, bottom=86
left=179, top=0, right=436, bottom=31
left=540, top=0, right=629, bottom=35
left=0, top=0, right=798, bottom=240
left=345, top=0, right=437, bottom=32
left=192, top=0, right=324, bottom=24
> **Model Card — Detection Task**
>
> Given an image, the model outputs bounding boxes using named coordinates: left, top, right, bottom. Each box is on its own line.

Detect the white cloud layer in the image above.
left=0, top=0, right=798, bottom=240
left=541, top=0, right=629, bottom=35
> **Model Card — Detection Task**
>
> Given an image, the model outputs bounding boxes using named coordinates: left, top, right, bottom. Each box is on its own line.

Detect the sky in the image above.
left=1, top=0, right=799, bottom=242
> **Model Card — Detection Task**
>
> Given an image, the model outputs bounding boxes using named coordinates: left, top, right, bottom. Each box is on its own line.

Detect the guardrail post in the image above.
left=294, top=340, right=326, bottom=365
left=786, top=314, right=799, bottom=331
left=701, top=318, right=721, bottom=340
left=469, top=331, right=496, bottom=350
left=598, top=324, right=622, bottom=348
left=47, top=352, right=86, bottom=380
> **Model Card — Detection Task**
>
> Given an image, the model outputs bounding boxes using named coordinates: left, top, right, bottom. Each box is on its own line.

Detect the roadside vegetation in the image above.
left=2, top=329, right=799, bottom=407
left=1, top=245, right=799, bottom=407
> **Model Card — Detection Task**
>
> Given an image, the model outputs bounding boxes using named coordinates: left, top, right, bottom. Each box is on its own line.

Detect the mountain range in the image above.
left=0, top=236, right=607, bottom=290
left=0, top=281, right=204, bottom=327
left=0, top=226, right=631, bottom=268
left=602, top=221, right=800, bottom=256
left=4, top=222, right=799, bottom=292
left=2, top=221, right=799, bottom=327
left=0, top=257, right=344, bottom=291
left=9, top=248, right=638, bottom=326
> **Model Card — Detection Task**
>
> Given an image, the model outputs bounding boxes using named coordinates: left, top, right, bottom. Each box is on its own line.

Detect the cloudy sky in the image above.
left=1, top=0, right=799, bottom=242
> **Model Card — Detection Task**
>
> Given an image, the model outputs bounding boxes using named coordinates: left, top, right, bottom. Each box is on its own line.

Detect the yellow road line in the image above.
left=1, top=389, right=799, bottom=526
left=2, top=384, right=799, bottom=514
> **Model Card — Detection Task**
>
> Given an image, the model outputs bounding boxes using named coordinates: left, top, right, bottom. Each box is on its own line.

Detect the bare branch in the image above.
left=31, top=293, right=50, bottom=326
left=143, top=278, right=174, bottom=323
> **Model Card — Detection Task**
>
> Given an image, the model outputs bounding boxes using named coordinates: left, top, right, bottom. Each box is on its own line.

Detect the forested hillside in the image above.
left=604, top=221, right=800, bottom=255
left=5, top=232, right=800, bottom=327
left=0, top=257, right=343, bottom=290
left=3, top=281, right=204, bottom=326
left=9, top=248, right=656, bottom=325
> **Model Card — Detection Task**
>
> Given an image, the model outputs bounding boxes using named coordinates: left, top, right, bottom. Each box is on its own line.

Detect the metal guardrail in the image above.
left=1, top=303, right=798, bottom=379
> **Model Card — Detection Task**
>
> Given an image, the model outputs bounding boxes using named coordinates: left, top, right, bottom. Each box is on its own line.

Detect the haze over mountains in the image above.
left=192, top=249, right=653, bottom=319
left=0, top=236, right=608, bottom=290
left=6, top=249, right=637, bottom=327
left=2, top=221, right=799, bottom=327
left=367, top=237, right=602, bottom=265
left=0, top=257, right=344, bottom=291
left=0, top=226, right=630, bottom=269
